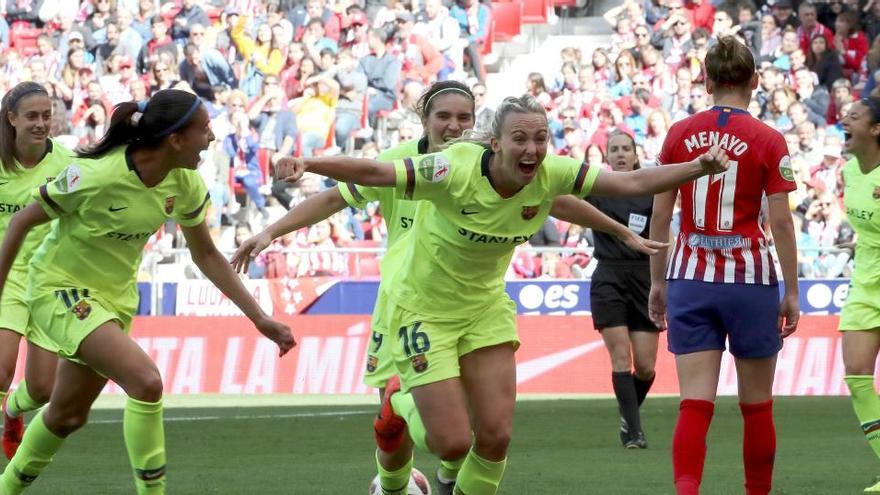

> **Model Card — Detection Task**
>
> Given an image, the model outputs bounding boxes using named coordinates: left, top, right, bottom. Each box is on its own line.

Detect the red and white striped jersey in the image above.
left=658, top=106, right=796, bottom=285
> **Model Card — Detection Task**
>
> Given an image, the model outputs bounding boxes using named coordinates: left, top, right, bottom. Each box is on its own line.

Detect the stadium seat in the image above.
left=521, top=0, right=548, bottom=24
left=490, top=1, right=522, bottom=42
left=10, top=22, right=41, bottom=58
left=482, top=19, right=496, bottom=55
left=345, top=240, right=381, bottom=278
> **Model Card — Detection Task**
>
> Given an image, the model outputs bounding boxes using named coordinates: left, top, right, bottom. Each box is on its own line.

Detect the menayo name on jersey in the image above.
left=659, top=106, right=796, bottom=285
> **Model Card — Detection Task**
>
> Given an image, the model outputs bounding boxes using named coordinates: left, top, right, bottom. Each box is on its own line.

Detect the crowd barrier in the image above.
left=135, top=278, right=852, bottom=316
left=9, top=315, right=846, bottom=396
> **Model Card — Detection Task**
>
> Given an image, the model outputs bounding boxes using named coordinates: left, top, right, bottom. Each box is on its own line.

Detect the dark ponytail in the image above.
left=416, top=80, right=475, bottom=121
left=0, top=82, right=50, bottom=173
left=77, top=89, right=201, bottom=159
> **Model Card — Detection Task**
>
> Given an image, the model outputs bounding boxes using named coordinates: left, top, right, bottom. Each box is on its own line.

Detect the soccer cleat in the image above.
left=2, top=394, right=23, bottom=460
left=436, top=470, right=455, bottom=495
left=624, top=430, right=648, bottom=449
left=374, top=376, right=406, bottom=453
left=865, top=478, right=880, bottom=492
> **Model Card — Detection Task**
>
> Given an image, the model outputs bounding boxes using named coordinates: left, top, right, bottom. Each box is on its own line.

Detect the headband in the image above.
left=861, top=98, right=880, bottom=123
left=425, top=87, right=472, bottom=111
left=154, top=97, right=202, bottom=137
left=8, top=86, right=47, bottom=108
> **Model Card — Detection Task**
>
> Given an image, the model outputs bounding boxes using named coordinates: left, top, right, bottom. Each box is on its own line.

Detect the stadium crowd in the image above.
left=0, top=0, right=871, bottom=280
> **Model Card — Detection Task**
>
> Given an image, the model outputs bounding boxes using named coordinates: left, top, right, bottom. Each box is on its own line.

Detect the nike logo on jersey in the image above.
left=461, top=209, right=479, bottom=215
left=109, top=205, right=128, bottom=212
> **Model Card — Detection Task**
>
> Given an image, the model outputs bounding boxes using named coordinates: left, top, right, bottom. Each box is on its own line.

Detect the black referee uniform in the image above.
left=588, top=195, right=659, bottom=332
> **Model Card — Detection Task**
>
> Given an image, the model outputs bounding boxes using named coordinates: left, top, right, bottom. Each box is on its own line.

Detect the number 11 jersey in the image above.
left=658, top=106, right=796, bottom=285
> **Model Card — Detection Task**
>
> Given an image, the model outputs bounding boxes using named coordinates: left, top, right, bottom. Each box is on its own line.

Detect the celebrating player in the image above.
left=588, top=131, right=660, bottom=450
left=274, top=93, right=728, bottom=495
left=839, top=95, right=880, bottom=493
left=648, top=36, right=799, bottom=495
left=0, top=89, right=295, bottom=495
left=0, top=82, right=72, bottom=459
left=233, top=81, right=668, bottom=495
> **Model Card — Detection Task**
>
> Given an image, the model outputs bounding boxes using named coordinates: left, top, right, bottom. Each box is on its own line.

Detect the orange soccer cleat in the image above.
left=2, top=394, right=23, bottom=460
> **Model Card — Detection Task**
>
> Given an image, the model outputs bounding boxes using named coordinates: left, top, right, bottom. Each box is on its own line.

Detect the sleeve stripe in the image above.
left=39, top=184, right=64, bottom=216
left=572, top=162, right=589, bottom=196
left=403, top=158, right=415, bottom=200
left=346, top=182, right=366, bottom=203
left=182, top=192, right=211, bottom=220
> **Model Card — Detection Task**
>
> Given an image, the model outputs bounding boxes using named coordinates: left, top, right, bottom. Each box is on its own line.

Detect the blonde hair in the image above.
left=447, top=94, right=547, bottom=149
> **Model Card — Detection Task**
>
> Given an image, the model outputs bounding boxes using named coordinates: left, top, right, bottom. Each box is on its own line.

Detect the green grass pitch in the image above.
left=5, top=396, right=873, bottom=494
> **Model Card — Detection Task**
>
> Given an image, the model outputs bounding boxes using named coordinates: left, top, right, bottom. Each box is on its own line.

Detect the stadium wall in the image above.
left=11, top=315, right=848, bottom=396
left=138, top=279, right=852, bottom=316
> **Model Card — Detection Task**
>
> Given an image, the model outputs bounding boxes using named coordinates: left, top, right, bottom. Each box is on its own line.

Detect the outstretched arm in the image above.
left=550, top=195, right=666, bottom=255
left=231, top=188, right=349, bottom=273
left=590, top=146, right=729, bottom=197
left=274, top=156, right=397, bottom=187
left=0, top=203, right=51, bottom=300
left=182, top=221, right=296, bottom=356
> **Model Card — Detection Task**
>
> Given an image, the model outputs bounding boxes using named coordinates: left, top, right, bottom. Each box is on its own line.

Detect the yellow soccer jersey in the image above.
left=31, top=145, right=209, bottom=314
left=385, top=142, right=600, bottom=318
left=0, top=139, right=72, bottom=280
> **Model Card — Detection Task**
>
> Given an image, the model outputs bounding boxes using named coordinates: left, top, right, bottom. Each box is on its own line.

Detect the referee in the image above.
left=588, top=131, right=660, bottom=449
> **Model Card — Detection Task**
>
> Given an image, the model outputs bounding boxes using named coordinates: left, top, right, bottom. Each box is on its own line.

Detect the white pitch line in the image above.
left=88, top=409, right=376, bottom=425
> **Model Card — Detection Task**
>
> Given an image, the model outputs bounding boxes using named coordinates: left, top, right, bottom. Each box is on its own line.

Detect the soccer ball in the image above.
left=368, top=468, right=432, bottom=495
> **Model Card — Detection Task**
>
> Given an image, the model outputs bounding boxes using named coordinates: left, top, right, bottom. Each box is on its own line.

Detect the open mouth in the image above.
left=518, top=160, right=538, bottom=176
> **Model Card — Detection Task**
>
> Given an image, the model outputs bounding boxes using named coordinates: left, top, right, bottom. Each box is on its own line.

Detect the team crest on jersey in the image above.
left=366, top=355, right=378, bottom=373
left=164, top=196, right=176, bottom=214
left=72, top=300, right=92, bottom=320
left=410, top=354, right=428, bottom=373
left=417, top=155, right=450, bottom=183
left=779, top=156, right=794, bottom=182
left=874, top=187, right=880, bottom=200
left=521, top=205, right=539, bottom=220
left=45, top=176, right=54, bottom=183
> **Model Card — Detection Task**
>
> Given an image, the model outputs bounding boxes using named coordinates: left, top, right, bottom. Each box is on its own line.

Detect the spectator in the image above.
left=806, top=33, right=844, bottom=90
left=302, top=17, right=339, bottom=63
left=179, top=43, right=237, bottom=100
left=224, top=110, right=269, bottom=218
left=642, top=108, right=670, bottom=165
left=415, top=0, right=463, bottom=80
left=341, top=8, right=371, bottom=59
left=171, top=0, right=210, bottom=43
left=758, top=13, right=782, bottom=58
left=794, top=67, right=830, bottom=125
left=86, top=0, right=115, bottom=45
left=131, top=0, right=156, bottom=42
left=797, top=2, right=834, bottom=54
left=333, top=48, right=367, bottom=146
left=818, top=0, right=845, bottom=32
left=115, top=7, right=144, bottom=62
left=833, top=11, right=868, bottom=80
left=137, top=15, right=177, bottom=75
left=292, top=0, right=341, bottom=43
left=526, top=72, right=552, bottom=109
left=771, top=0, right=799, bottom=30
left=658, top=14, right=693, bottom=66
left=360, top=28, right=401, bottom=127
left=394, top=11, right=443, bottom=86
left=450, top=0, right=490, bottom=82
left=248, top=75, right=299, bottom=166
left=231, top=14, right=285, bottom=97
left=865, top=0, right=880, bottom=43
left=149, top=58, right=180, bottom=93
left=289, top=73, right=339, bottom=157
left=471, top=82, right=493, bottom=132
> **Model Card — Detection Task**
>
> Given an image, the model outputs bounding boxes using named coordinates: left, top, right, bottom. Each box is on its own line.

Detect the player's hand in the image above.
left=274, top=157, right=306, bottom=183
left=778, top=292, right=800, bottom=338
left=619, top=230, right=668, bottom=256
left=231, top=231, right=274, bottom=273
left=648, top=284, right=667, bottom=330
left=696, top=145, right=729, bottom=176
left=255, top=316, right=296, bottom=356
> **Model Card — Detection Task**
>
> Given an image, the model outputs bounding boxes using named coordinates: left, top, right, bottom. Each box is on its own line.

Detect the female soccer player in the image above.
left=233, top=81, right=665, bottom=495
left=588, top=131, right=659, bottom=450
left=274, top=94, right=728, bottom=495
left=839, top=95, right=880, bottom=493
left=0, top=82, right=72, bottom=460
left=0, top=89, right=295, bottom=495
left=648, top=36, right=799, bottom=495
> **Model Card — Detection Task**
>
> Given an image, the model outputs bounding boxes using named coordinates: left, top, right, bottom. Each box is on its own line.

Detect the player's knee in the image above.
left=633, top=362, right=656, bottom=379
left=27, top=379, right=53, bottom=405
left=0, top=363, right=15, bottom=391
left=125, top=367, right=164, bottom=403
left=44, top=406, right=90, bottom=437
left=474, top=423, right=512, bottom=457
left=429, top=430, right=471, bottom=461
left=609, top=348, right=632, bottom=371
